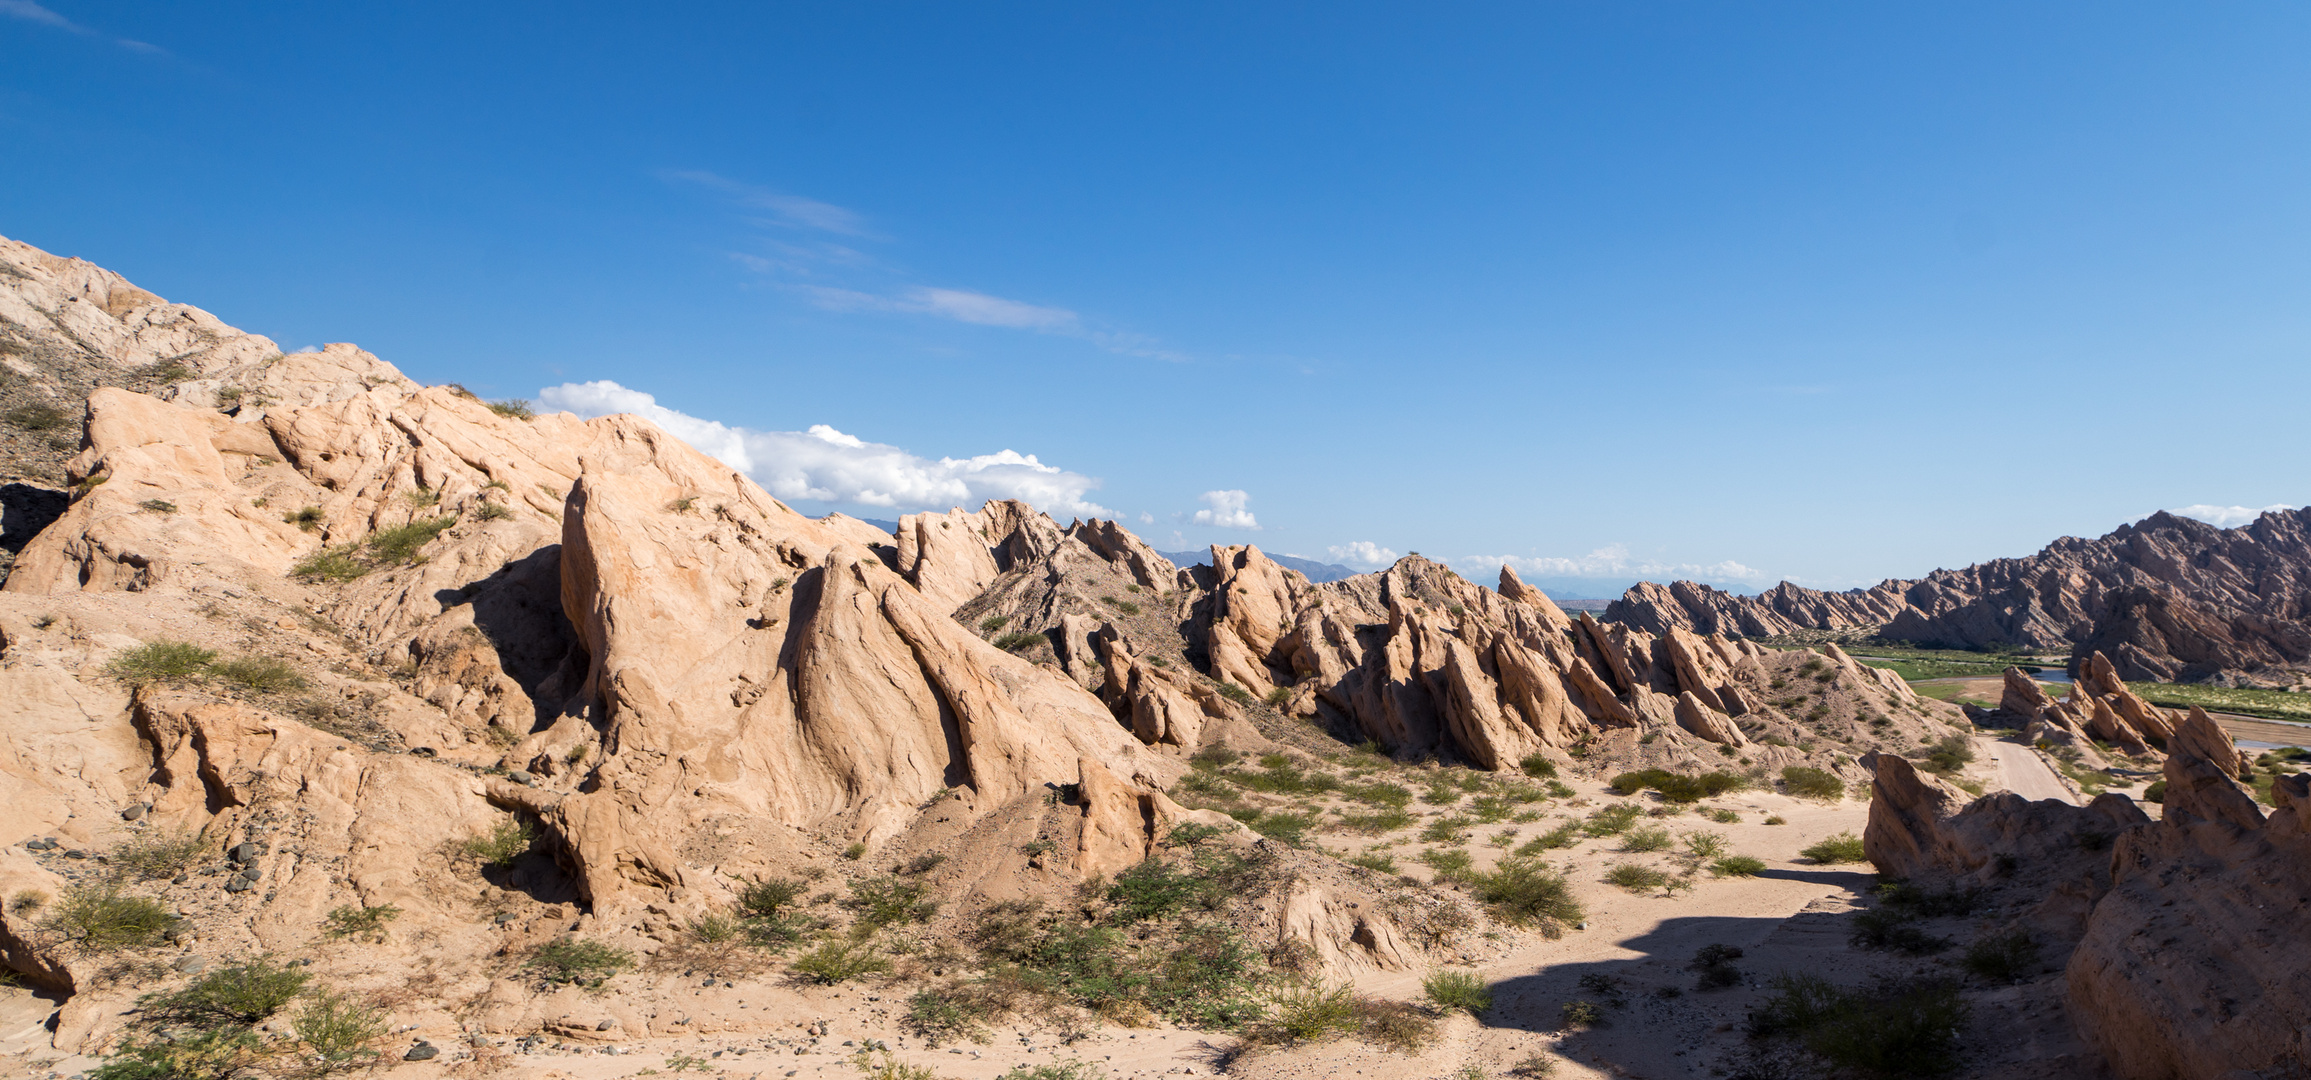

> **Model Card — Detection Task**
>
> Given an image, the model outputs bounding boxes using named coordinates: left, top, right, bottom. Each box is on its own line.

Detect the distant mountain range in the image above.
left=1158, top=549, right=1359, bottom=584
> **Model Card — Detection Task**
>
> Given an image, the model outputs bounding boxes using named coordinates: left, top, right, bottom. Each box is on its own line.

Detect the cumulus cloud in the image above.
left=2167, top=504, right=2297, bottom=529
left=537, top=380, right=1113, bottom=518
left=1191, top=490, right=1259, bottom=530
left=1327, top=541, right=1399, bottom=568
left=1455, top=544, right=1766, bottom=585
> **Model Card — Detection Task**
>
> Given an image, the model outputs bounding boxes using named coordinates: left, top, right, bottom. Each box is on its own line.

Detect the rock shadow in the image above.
left=457, top=543, right=588, bottom=732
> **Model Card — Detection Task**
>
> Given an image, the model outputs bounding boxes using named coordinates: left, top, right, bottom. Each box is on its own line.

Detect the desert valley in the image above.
left=0, top=232, right=2305, bottom=1080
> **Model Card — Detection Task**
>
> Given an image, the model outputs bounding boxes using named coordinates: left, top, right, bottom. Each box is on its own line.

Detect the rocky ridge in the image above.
left=1606, top=508, right=2311, bottom=686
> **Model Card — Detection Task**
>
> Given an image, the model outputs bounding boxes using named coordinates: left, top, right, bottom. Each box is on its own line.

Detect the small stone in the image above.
left=404, top=1042, right=439, bottom=1061
left=229, top=842, right=262, bottom=863
left=223, top=877, right=252, bottom=893
left=239, top=866, right=262, bottom=882
left=596, top=1019, right=616, bottom=1031
left=64, top=849, right=87, bottom=859
left=121, top=803, right=146, bottom=821
left=174, top=955, right=207, bottom=974
left=493, top=912, right=518, bottom=925
left=507, top=770, right=536, bottom=786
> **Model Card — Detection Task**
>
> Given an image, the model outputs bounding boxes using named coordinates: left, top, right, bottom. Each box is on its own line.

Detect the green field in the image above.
left=2129, top=683, right=2311, bottom=724
left=1857, top=657, right=2028, bottom=681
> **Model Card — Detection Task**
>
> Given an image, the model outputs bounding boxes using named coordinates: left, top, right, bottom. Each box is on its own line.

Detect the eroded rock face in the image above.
left=1606, top=510, right=2311, bottom=686
left=1862, top=719, right=2311, bottom=1080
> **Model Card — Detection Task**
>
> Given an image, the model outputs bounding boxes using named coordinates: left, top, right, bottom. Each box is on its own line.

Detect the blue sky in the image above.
left=5, top=3, right=2308, bottom=594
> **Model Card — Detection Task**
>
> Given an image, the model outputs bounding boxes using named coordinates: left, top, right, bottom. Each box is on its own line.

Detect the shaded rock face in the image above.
left=1606, top=509, right=2311, bottom=686
left=1862, top=725, right=2311, bottom=1080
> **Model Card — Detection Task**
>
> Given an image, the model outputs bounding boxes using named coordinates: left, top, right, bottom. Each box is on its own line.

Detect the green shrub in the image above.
left=1710, top=855, right=1767, bottom=877
left=110, top=829, right=206, bottom=880
left=790, top=938, right=890, bottom=984
left=292, top=546, right=366, bottom=581
left=1751, top=974, right=1970, bottom=1077
left=1800, top=832, right=1867, bottom=864
left=1417, top=849, right=1474, bottom=883
left=1682, top=831, right=1728, bottom=858
left=1961, top=929, right=2041, bottom=982
left=1850, top=909, right=1949, bottom=954
left=366, top=515, right=455, bottom=564
left=1353, top=996, right=1439, bottom=1053
left=90, top=1029, right=258, bottom=1080
left=1105, top=858, right=1217, bottom=923
left=1419, top=814, right=1474, bottom=844
left=1518, top=754, right=1558, bottom=779
left=531, top=938, right=632, bottom=982
left=904, top=986, right=992, bottom=1047
left=1608, top=769, right=1746, bottom=803
left=460, top=818, right=534, bottom=868
left=323, top=904, right=401, bottom=942
left=1603, top=863, right=1669, bottom=892
left=1781, top=766, right=1846, bottom=800
left=1264, top=686, right=1293, bottom=707
left=1764, top=814, right=1787, bottom=825
left=1877, top=883, right=1982, bottom=918
left=2142, top=779, right=2167, bottom=803
left=1250, top=811, right=1317, bottom=846
left=1918, top=734, right=1975, bottom=776
left=979, top=615, right=1009, bottom=632
left=141, top=957, right=310, bottom=1025
left=292, top=988, right=388, bottom=1067
left=847, top=876, right=937, bottom=929
left=1689, top=943, right=1744, bottom=989
left=1215, top=681, right=1256, bottom=706
left=1471, top=857, right=1583, bottom=930
left=993, top=631, right=1046, bottom=651
left=997, top=1061, right=1108, bottom=1080
left=1581, top=804, right=1643, bottom=837
left=1559, top=999, right=1603, bottom=1029
left=1520, top=820, right=1584, bottom=853
left=842, top=841, right=868, bottom=860
left=1259, top=982, right=1360, bottom=1043
left=139, top=499, right=178, bottom=513
left=211, top=656, right=306, bottom=694
left=487, top=399, right=536, bottom=420
left=5, top=403, right=68, bottom=431
left=1619, top=826, right=1672, bottom=852
left=1346, top=852, right=1399, bottom=874
left=106, top=641, right=217, bottom=685
left=43, top=885, right=172, bottom=950
left=1422, top=969, right=1493, bottom=1013
left=476, top=501, right=514, bottom=521
left=283, top=505, right=325, bottom=531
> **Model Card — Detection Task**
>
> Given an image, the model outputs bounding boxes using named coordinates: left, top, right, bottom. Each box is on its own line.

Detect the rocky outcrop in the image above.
left=1862, top=716, right=2311, bottom=1079
left=1607, top=510, right=2311, bottom=686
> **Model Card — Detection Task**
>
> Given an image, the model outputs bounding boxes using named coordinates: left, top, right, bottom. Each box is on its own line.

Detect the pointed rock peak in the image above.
left=1497, top=564, right=1568, bottom=621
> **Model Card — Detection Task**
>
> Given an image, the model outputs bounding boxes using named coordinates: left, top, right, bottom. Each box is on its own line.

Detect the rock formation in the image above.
left=1606, top=510, right=2311, bottom=686
left=1861, top=718, right=2311, bottom=1079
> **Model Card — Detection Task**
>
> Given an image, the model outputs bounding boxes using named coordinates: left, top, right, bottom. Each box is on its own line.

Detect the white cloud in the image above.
left=0, top=1, right=73, bottom=28
left=1191, top=490, right=1259, bottom=530
left=537, top=379, right=1113, bottom=518
left=792, top=284, right=1077, bottom=330
left=2, top=0, right=161, bottom=50
left=1455, top=544, right=1767, bottom=585
left=1327, top=541, right=1399, bottom=568
left=1139, top=512, right=1154, bottom=525
left=667, top=171, right=868, bottom=235
left=2167, top=504, right=2297, bottom=529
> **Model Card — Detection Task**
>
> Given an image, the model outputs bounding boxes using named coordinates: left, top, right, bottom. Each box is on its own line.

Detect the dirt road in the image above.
left=1976, top=738, right=2076, bottom=803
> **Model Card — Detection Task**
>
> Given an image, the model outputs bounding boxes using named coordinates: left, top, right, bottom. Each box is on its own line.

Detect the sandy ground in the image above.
left=1, top=742, right=2093, bottom=1080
